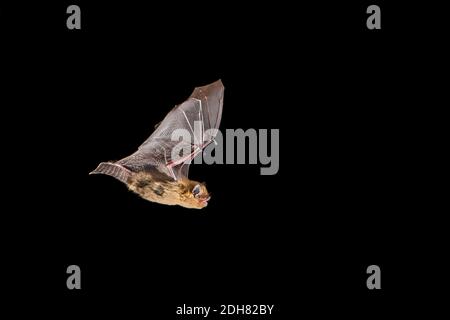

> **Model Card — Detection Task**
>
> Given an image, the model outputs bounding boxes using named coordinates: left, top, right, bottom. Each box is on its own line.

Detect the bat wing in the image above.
left=116, top=80, right=224, bottom=180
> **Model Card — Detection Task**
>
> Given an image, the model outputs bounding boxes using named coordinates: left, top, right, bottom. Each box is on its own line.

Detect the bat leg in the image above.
left=167, top=165, right=176, bottom=180
left=166, top=146, right=203, bottom=180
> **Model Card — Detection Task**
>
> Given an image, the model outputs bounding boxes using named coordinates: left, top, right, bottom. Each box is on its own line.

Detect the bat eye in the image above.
left=192, top=184, right=201, bottom=197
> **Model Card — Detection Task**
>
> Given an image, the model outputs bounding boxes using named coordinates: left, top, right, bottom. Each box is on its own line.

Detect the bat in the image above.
left=90, top=80, right=224, bottom=209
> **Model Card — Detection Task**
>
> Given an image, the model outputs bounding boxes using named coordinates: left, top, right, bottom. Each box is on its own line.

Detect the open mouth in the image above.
left=199, top=196, right=211, bottom=205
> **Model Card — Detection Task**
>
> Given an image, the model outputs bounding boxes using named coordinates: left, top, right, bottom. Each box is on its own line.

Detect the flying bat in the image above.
left=90, top=80, right=224, bottom=209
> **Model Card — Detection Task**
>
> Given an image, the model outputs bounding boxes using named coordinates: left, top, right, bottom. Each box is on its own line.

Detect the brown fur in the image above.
left=127, top=172, right=209, bottom=209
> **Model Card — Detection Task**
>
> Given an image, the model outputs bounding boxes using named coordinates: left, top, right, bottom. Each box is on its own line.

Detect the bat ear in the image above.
left=90, top=162, right=131, bottom=183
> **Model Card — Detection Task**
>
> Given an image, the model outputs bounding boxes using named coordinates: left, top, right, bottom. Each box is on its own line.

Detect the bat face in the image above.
left=90, top=80, right=224, bottom=209
left=178, top=180, right=211, bottom=209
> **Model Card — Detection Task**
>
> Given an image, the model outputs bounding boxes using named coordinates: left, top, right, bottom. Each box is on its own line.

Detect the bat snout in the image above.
left=198, top=195, right=211, bottom=207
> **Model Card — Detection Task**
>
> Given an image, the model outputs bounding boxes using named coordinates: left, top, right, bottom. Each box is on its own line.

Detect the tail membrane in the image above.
left=89, top=162, right=131, bottom=183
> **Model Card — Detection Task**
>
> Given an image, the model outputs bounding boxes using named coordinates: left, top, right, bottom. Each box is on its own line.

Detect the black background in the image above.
left=1, top=1, right=446, bottom=318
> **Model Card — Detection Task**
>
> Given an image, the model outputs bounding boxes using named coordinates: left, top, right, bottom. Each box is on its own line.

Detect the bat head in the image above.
left=181, top=180, right=210, bottom=209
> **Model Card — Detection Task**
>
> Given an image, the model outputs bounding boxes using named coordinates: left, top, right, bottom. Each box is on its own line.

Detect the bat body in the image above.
left=90, top=80, right=224, bottom=209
